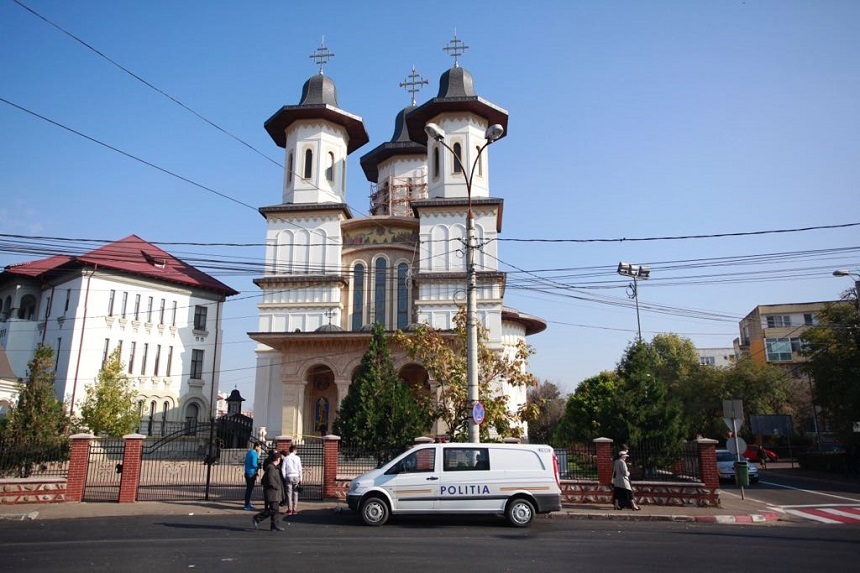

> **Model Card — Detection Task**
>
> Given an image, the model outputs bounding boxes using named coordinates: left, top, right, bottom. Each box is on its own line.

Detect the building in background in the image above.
left=0, top=346, right=19, bottom=419
left=0, top=235, right=238, bottom=434
left=696, top=347, right=737, bottom=368
left=250, top=41, right=546, bottom=440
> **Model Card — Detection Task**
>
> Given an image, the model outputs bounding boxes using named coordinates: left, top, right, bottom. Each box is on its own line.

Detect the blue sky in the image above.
left=2, top=1, right=858, bottom=406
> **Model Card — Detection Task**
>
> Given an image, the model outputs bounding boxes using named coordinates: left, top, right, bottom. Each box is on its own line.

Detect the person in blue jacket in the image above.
left=243, top=442, right=262, bottom=510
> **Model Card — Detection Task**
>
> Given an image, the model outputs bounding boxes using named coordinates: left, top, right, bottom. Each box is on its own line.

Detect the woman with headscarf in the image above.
left=612, top=450, right=641, bottom=510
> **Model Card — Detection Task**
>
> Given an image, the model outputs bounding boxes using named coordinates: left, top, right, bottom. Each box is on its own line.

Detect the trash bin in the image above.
left=734, top=460, right=749, bottom=486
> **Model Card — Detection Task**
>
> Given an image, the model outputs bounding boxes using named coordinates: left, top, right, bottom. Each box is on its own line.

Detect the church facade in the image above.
left=250, top=40, right=546, bottom=440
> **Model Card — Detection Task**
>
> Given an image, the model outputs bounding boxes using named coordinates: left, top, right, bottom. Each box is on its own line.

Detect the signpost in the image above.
left=472, top=402, right=485, bottom=426
left=723, top=399, right=746, bottom=499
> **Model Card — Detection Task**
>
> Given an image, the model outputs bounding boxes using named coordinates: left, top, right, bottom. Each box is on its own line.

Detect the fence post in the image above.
left=66, top=433, right=94, bottom=502
left=696, top=438, right=720, bottom=488
left=274, top=435, right=293, bottom=453
left=593, top=437, right=614, bottom=486
left=118, top=434, right=145, bottom=503
left=323, top=434, right=340, bottom=499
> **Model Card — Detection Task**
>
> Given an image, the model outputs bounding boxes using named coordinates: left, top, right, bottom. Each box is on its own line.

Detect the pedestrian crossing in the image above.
left=783, top=504, right=860, bottom=524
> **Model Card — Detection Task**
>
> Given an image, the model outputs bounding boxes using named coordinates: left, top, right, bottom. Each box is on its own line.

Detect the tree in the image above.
left=801, top=298, right=860, bottom=448
left=333, top=323, right=432, bottom=462
left=2, top=344, right=70, bottom=444
left=79, top=347, right=140, bottom=437
left=552, top=371, right=624, bottom=446
left=392, top=309, right=538, bottom=442
left=525, top=381, right=566, bottom=444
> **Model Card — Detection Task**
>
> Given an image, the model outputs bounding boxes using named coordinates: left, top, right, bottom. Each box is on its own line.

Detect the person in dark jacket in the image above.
left=252, top=451, right=285, bottom=531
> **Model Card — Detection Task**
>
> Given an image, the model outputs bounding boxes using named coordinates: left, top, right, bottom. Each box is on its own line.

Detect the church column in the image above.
left=282, top=381, right=305, bottom=439
left=334, top=380, right=351, bottom=413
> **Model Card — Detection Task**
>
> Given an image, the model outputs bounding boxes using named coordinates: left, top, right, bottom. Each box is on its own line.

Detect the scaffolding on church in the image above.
left=369, top=173, right=428, bottom=217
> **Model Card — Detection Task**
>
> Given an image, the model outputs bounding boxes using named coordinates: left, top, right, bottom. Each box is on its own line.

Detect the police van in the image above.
left=346, top=442, right=562, bottom=527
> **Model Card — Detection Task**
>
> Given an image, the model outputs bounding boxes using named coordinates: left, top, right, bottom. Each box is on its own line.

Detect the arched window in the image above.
left=452, top=142, right=462, bottom=173
left=397, top=263, right=409, bottom=330
left=325, top=151, right=335, bottom=182
left=476, top=146, right=483, bottom=177
left=185, top=403, right=199, bottom=431
left=303, top=148, right=313, bottom=179
left=287, top=152, right=294, bottom=183
left=432, top=147, right=440, bottom=179
left=18, top=294, right=37, bottom=320
left=374, top=258, right=387, bottom=326
left=352, top=263, right=365, bottom=331
left=3, top=296, right=11, bottom=319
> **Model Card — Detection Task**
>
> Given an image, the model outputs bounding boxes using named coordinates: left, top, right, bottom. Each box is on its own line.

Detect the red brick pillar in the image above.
left=323, top=434, right=340, bottom=499
left=274, top=435, right=293, bottom=454
left=66, top=433, right=94, bottom=502
left=594, top=437, right=614, bottom=486
left=696, top=438, right=720, bottom=488
left=118, top=434, right=145, bottom=503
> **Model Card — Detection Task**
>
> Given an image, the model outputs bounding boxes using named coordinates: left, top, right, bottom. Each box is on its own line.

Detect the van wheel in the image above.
left=506, top=498, right=535, bottom=527
left=360, top=496, right=389, bottom=526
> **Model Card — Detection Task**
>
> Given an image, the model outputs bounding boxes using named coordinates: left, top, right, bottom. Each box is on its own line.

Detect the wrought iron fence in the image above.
left=626, top=438, right=700, bottom=483
left=338, top=442, right=406, bottom=478
left=554, top=442, right=598, bottom=480
left=0, top=436, right=70, bottom=479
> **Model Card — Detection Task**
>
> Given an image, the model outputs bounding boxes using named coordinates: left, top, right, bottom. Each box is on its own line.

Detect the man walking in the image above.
left=243, top=442, right=262, bottom=510
left=283, top=445, right=303, bottom=515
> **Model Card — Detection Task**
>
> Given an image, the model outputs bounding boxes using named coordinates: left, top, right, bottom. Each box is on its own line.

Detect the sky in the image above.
left=2, top=0, right=858, bottom=407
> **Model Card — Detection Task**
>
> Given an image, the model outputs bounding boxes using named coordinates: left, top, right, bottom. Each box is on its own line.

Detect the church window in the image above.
left=452, top=142, right=462, bottom=173
left=287, top=152, right=294, bottom=183
left=476, top=146, right=483, bottom=177
left=304, top=149, right=313, bottom=179
left=352, top=263, right=365, bottom=331
left=374, top=258, right=387, bottom=326
left=397, top=263, right=409, bottom=330
left=325, top=151, right=335, bottom=182
left=432, top=147, right=440, bottom=179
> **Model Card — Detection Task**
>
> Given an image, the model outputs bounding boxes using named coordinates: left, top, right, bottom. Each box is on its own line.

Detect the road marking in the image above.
left=757, top=480, right=860, bottom=504
left=783, top=506, right=860, bottom=524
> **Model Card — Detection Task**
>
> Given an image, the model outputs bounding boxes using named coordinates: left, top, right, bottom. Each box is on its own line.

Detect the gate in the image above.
left=138, top=422, right=246, bottom=501
left=294, top=437, right=324, bottom=501
left=83, top=438, right=124, bottom=502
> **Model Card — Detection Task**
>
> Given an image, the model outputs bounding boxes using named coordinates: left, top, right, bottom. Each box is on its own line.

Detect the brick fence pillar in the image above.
left=118, top=434, right=145, bottom=503
left=594, top=437, right=614, bottom=487
left=66, top=433, right=94, bottom=502
left=696, top=438, right=720, bottom=488
left=323, top=434, right=340, bottom=499
left=274, top=435, right=293, bottom=454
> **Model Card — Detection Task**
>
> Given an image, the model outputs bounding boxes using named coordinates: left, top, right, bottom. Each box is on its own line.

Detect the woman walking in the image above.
left=253, top=451, right=285, bottom=531
left=612, top=451, right=641, bottom=511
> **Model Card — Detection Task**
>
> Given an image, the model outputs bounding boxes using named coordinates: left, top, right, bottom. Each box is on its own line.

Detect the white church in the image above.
left=250, top=38, right=546, bottom=440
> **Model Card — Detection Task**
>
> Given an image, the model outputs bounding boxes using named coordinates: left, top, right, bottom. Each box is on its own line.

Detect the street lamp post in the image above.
left=617, top=262, right=651, bottom=342
left=833, top=269, right=860, bottom=309
left=425, top=121, right=505, bottom=443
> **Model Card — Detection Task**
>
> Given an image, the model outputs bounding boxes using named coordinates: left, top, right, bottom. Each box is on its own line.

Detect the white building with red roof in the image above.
left=0, top=235, right=238, bottom=433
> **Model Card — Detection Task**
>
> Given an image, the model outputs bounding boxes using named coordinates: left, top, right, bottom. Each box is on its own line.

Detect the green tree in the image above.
left=525, top=381, right=566, bottom=445
left=801, top=298, right=860, bottom=448
left=552, top=371, right=624, bottom=446
left=392, top=310, right=538, bottom=442
left=334, top=323, right=432, bottom=462
left=79, top=347, right=140, bottom=437
left=2, top=344, right=70, bottom=443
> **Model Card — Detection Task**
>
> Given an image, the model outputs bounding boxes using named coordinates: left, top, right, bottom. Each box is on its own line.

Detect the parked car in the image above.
left=715, top=449, right=759, bottom=484
left=744, top=445, right=778, bottom=463
left=807, top=443, right=845, bottom=453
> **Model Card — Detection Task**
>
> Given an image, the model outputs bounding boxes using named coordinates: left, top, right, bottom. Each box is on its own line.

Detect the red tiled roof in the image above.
left=4, top=235, right=238, bottom=297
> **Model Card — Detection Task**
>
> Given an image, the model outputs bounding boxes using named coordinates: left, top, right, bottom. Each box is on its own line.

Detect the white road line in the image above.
left=783, top=509, right=842, bottom=524
left=758, top=480, right=860, bottom=503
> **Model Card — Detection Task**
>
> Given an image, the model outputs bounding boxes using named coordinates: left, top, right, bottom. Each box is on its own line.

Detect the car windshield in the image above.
left=716, top=452, right=736, bottom=462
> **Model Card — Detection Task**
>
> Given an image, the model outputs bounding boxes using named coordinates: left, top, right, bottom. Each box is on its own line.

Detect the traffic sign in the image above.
left=472, top=402, right=485, bottom=425
left=727, top=437, right=747, bottom=456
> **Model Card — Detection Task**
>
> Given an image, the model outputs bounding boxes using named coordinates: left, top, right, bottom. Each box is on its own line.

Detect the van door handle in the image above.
left=426, top=476, right=439, bottom=481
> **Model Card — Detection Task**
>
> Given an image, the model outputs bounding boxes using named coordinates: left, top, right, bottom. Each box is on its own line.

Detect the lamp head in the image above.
left=425, top=123, right=445, bottom=142
left=485, top=124, right=505, bottom=142
left=833, top=269, right=851, bottom=277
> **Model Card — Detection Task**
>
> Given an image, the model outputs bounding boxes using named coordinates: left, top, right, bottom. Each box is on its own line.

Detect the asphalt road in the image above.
left=2, top=511, right=858, bottom=573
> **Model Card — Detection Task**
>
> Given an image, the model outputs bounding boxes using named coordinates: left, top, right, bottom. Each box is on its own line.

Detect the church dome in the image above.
left=315, top=324, right=344, bottom=332
left=299, top=73, right=339, bottom=107
left=437, top=66, right=476, bottom=98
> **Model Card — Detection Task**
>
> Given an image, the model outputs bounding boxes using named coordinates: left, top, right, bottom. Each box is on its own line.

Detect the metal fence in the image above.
left=626, top=438, right=700, bottom=483
left=337, top=443, right=407, bottom=479
left=555, top=442, right=598, bottom=480
left=0, top=437, right=70, bottom=479
left=83, top=438, right=125, bottom=501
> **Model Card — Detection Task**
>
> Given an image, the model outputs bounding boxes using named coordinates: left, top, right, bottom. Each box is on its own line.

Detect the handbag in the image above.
left=295, top=483, right=303, bottom=493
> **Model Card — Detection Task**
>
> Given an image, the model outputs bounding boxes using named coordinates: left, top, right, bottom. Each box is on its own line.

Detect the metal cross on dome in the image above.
left=399, top=65, right=428, bottom=106
left=443, top=32, right=469, bottom=67
left=310, top=38, right=335, bottom=74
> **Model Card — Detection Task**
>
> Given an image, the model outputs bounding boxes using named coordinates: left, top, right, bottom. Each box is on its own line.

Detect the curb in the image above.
left=694, top=512, right=780, bottom=524
left=548, top=510, right=780, bottom=524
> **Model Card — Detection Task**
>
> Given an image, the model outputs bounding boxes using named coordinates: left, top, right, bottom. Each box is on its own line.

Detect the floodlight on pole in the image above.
left=424, top=121, right=504, bottom=443
left=617, top=261, right=651, bottom=342
left=833, top=269, right=860, bottom=308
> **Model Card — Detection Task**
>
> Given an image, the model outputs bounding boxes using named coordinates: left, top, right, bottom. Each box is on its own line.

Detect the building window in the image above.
left=374, top=258, right=387, bottom=326
left=803, top=313, right=818, bottom=326
left=397, top=263, right=409, bottom=330
left=287, top=152, right=294, bottom=183
left=432, top=146, right=440, bottom=179
left=700, top=356, right=716, bottom=366
left=146, top=296, right=153, bottom=323
left=325, top=151, right=335, bottom=182
left=128, top=342, right=136, bottom=374
left=162, top=401, right=169, bottom=426
left=102, top=338, right=110, bottom=365
left=765, top=338, right=792, bottom=362
left=141, top=343, right=149, bottom=376
left=64, top=289, right=71, bottom=313
left=166, top=346, right=173, bottom=376
left=120, top=291, right=128, bottom=318
left=304, top=148, right=313, bottom=179
left=134, top=294, right=141, bottom=320
left=185, top=403, right=199, bottom=430
left=352, top=263, right=365, bottom=331
left=190, top=349, right=204, bottom=379
left=766, top=315, right=791, bottom=328
left=159, top=299, right=166, bottom=324
left=476, top=146, right=483, bottom=177
left=54, top=338, right=62, bottom=372
left=107, top=290, right=116, bottom=317
left=116, top=339, right=123, bottom=358
left=171, top=301, right=177, bottom=326
left=452, top=142, right=462, bottom=173
left=154, top=344, right=161, bottom=376
left=193, top=305, right=208, bottom=331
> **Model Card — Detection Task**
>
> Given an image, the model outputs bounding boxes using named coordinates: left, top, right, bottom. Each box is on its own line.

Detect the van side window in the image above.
left=388, top=448, right=435, bottom=474
left=443, top=448, right=490, bottom=471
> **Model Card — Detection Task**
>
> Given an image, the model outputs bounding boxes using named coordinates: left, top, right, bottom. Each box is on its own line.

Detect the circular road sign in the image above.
left=727, top=437, right=747, bottom=456
left=472, top=402, right=485, bottom=425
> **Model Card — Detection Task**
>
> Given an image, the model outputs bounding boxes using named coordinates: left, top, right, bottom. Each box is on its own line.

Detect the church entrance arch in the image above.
left=305, top=365, right=335, bottom=436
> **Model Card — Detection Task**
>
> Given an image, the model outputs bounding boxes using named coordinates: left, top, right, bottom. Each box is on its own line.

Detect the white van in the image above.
left=346, top=443, right=562, bottom=527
